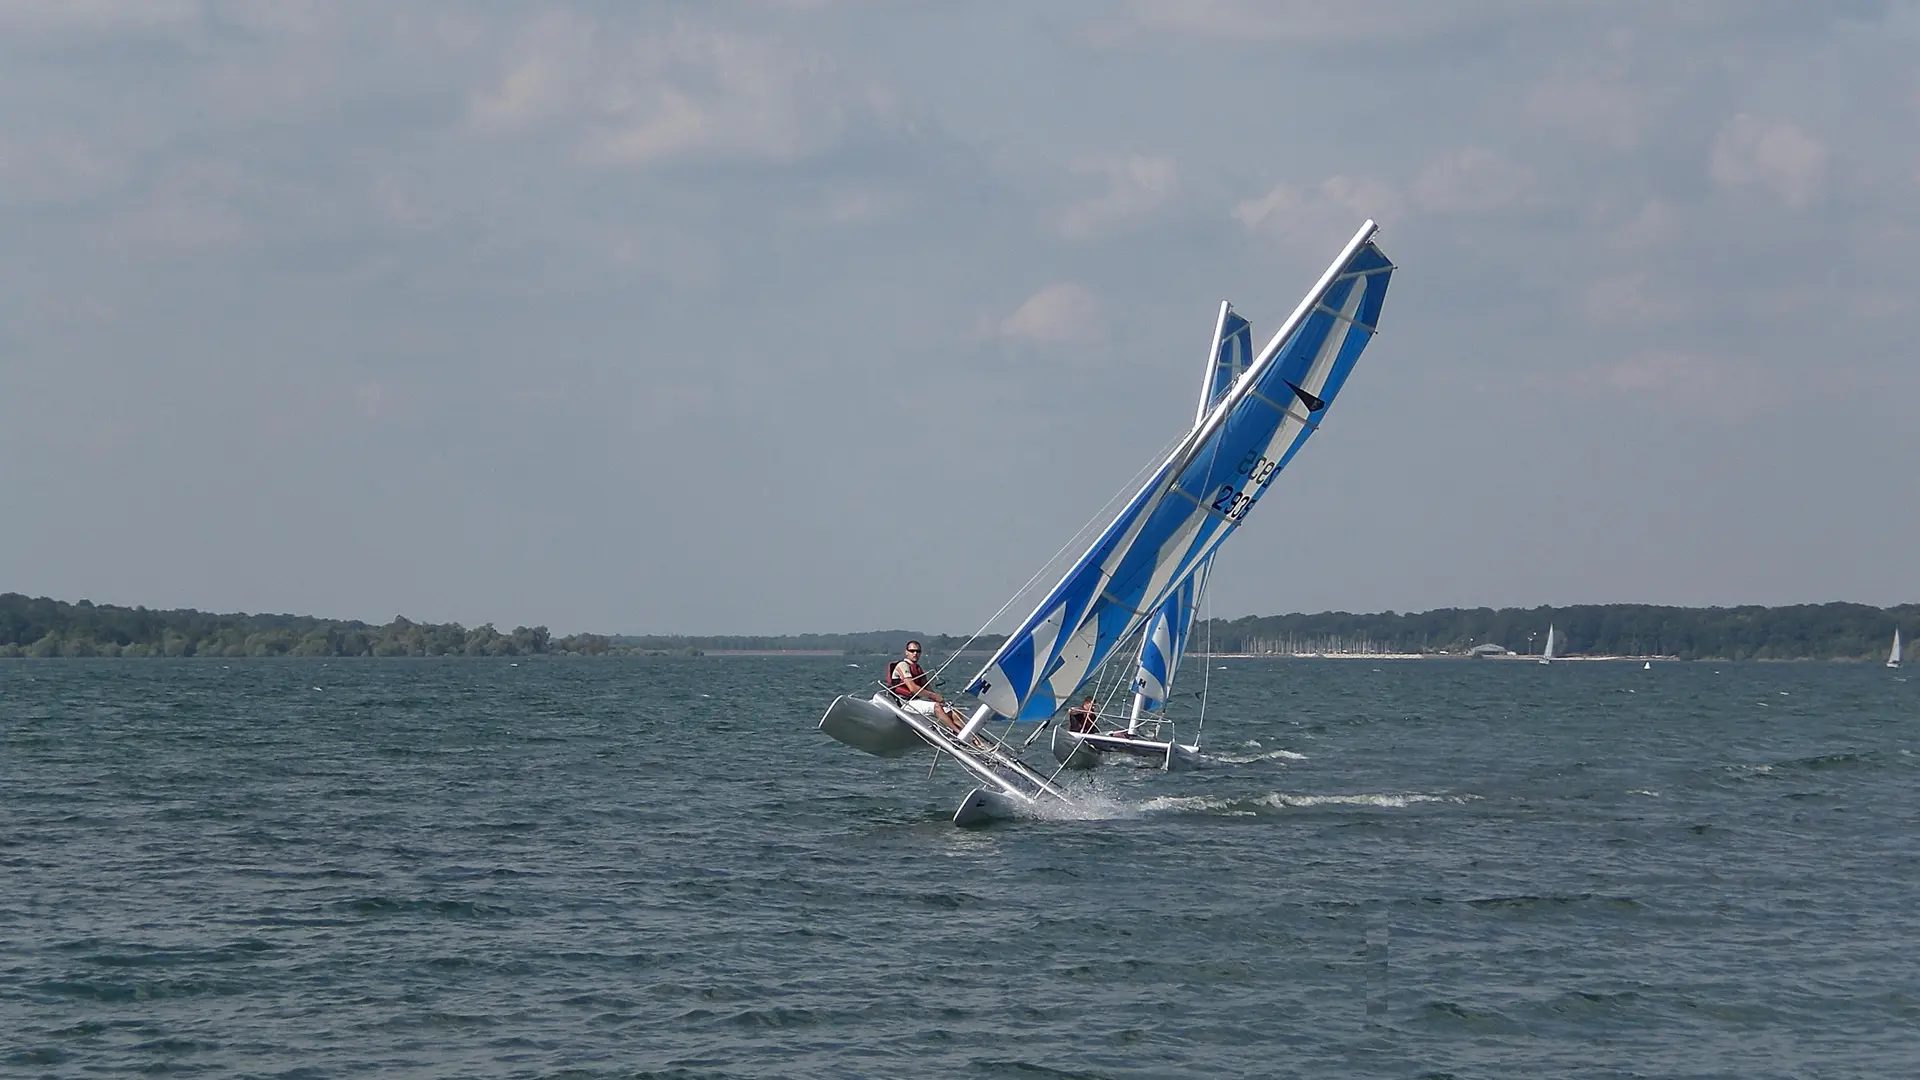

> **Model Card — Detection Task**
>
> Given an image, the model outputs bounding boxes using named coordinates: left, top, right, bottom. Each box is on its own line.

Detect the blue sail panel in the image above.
left=968, top=224, right=1393, bottom=722
left=1131, top=558, right=1211, bottom=710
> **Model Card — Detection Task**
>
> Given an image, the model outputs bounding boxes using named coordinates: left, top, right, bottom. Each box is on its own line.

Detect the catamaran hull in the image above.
left=1049, top=726, right=1102, bottom=770
left=953, top=787, right=1023, bottom=827
left=818, top=693, right=1084, bottom=825
left=1051, top=728, right=1197, bottom=771
left=818, top=694, right=924, bottom=757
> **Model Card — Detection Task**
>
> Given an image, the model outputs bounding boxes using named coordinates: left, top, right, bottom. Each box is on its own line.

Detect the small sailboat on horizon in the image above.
left=1889, top=628, right=1902, bottom=670
left=1539, top=624, right=1557, bottom=665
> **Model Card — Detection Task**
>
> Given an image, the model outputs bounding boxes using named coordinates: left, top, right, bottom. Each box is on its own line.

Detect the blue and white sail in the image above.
left=969, top=221, right=1394, bottom=721
left=1130, top=558, right=1211, bottom=712
left=1126, top=302, right=1250, bottom=716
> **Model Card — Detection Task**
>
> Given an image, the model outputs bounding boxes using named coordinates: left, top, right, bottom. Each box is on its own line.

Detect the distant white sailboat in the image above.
left=1539, top=624, right=1557, bottom=665
left=1890, top=628, right=1902, bottom=670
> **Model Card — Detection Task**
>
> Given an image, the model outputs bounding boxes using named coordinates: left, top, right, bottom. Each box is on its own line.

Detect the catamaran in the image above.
left=1540, top=624, right=1557, bottom=665
left=1049, top=303, right=1252, bottom=771
left=819, top=220, right=1396, bottom=824
left=1890, top=628, right=1903, bottom=670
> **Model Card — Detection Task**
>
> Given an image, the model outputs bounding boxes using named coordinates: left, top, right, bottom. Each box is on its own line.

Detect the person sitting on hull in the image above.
left=1067, top=694, right=1099, bottom=733
left=886, top=641, right=968, bottom=735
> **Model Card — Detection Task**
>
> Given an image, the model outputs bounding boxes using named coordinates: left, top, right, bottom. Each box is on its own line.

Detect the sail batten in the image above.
left=968, top=221, right=1394, bottom=721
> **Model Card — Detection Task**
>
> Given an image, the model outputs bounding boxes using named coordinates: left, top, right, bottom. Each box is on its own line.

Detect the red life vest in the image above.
left=886, top=659, right=925, bottom=698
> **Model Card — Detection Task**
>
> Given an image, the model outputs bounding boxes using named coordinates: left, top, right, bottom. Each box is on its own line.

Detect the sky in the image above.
left=2, top=0, right=1917, bottom=635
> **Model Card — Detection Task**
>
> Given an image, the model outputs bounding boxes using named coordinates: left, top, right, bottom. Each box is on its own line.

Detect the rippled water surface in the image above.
left=4, top=657, right=1918, bottom=1078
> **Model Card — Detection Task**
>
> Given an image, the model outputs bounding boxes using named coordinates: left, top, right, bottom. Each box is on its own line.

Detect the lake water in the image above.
left=3, top=657, right=1916, bottom=1078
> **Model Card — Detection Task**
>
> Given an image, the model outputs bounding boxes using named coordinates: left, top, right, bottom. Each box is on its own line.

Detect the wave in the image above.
left=1254, top=791, right=1474, bottom=810
left=1134, top=791, right=1477, bottom=815
left=1778, top=751, right=1882, bottom=771
left=1461, top=893, right=1642, bottom=912
left=1717, top=750, right=1897, bottom=780
left=1202, top=747, right=1309, bottom=765
left=332, top=897, right=513, bottom=919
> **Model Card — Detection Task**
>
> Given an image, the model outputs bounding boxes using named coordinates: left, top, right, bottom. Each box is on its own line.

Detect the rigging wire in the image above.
left=922, top=425, right=1191, bottom=692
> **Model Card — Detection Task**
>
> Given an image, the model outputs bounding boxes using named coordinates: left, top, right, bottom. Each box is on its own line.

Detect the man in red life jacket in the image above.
left=886, top=640, right=968, bottom=734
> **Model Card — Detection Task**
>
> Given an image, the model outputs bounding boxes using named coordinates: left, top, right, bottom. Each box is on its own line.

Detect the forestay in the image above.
left=969, top=222, right=1394, bottom=721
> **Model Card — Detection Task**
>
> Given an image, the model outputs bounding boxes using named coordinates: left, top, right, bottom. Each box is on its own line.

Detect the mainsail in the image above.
left=1200, top=304, right=1256, bottom=423
left=1130, top=559, right=1212, bottom=712
left=1127, top=303, right=1252, bottom=714
left=969, top=222, right=1394, bottom=721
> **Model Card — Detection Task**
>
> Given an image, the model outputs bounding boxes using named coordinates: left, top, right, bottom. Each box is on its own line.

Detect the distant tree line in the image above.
left=0, top=594, right=680, bottom=658
left=1195, top=603, right=1918, bottom=661
left=2, top=593, right=1912, bottom=661
left=610, top=630, right=1003, bottom=655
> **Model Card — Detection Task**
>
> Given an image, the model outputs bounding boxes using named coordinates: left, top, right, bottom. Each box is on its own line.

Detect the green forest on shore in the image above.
left=1, top=593, right=1911, bottom=661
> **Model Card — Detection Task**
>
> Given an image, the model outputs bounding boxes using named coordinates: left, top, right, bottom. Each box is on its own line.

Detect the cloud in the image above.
left=822, top=187, right=908, bottom=224
left=109, top=158, right=256, bottom=251
left=468, top=14, right=888, bottom=169
left=997, top=283, right=1102, bottom=344
left=1233, top=148, right=1530, bottom=246
left=1710, top=114, right=1828, bottom=207
left=1548, top=348, right=1772, bottom=422
left=1120, top=0, right=1544, bottom=42
left=1411, top=146, right=1537, bottom=215
left=1589, top=196, right=1681, bottom=251
left=1233, top=175, right=1400, bottom=245
left=1599, top=350, right=1755, bottom=414
left=1577, top=273, right=1688, bottom=326
left=1525, top=76, right=1646, bottom=151
left=0, top=131, right=124, bottom=205
left=1118, top=0, right=1877, bottom=45
left=0, top=0, right=199, bottom=32
left=1053, top=155, right=1178, bottom=238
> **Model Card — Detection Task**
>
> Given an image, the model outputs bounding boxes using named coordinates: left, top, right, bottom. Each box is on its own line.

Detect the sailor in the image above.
left=887, top=641, right=968, bottom=734
left=1066, top=694, right=1098, bottom=733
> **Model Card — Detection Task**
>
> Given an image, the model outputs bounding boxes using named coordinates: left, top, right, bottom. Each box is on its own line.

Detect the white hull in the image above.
left=1050, top=726, right=1198, bottom=771
left=1049, top=725, right=1102, bottom=770
left=953, top=787, right=1024, bottom=827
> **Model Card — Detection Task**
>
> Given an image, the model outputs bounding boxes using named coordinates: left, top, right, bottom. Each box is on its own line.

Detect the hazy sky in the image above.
left=3, top=1, right=1916, bottom=635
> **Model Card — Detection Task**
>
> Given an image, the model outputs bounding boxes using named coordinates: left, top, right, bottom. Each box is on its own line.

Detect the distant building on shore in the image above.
left=1468, top=643, right=1510, bottom=657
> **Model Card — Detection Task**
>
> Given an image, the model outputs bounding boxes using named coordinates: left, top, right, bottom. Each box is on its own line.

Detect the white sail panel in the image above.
left=969, top=222, right=1394, bottom=721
